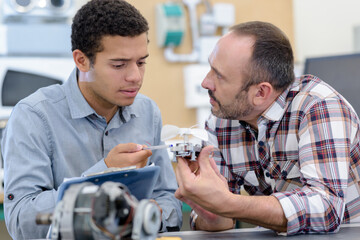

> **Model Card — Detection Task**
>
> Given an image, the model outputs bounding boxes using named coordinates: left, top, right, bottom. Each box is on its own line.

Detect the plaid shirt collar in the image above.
left=258, top=79, right=299, bottom=124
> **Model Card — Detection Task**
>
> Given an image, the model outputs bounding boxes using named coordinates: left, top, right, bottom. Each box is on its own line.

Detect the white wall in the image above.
left=293, top=0, right=360, bottom=63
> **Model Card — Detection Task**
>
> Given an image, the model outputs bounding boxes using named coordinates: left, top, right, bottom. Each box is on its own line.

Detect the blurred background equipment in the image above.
left=2, top=0, right=75, bottom=22
left=156, top=1, right=185, bottom=49
left=0, top=0, right=75, bottom=56
left=156, top=0, right=235, bottom=63
left=37, top=181, right=161, bottom=240
left=303, top=53, right=360, bottom=116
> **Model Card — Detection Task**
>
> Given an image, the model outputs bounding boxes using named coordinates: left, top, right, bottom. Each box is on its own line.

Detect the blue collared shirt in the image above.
left=1, top=68, right=182, bottom=239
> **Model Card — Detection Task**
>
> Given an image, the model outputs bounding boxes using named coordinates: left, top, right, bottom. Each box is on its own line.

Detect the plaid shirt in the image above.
left=202, top=75, right=360, bottom=235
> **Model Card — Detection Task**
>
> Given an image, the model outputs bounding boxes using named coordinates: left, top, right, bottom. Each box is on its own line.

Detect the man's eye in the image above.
left=113, top=64, right=125, bottom=69
left=137, top=61, right=147, bottom=67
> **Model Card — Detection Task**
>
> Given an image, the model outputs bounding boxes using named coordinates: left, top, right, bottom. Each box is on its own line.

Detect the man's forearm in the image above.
left=219, top=194, right=288, bottom=233
left=195, top=214, right=234, bottom=231
left=194, top=194, right=287, bottom=232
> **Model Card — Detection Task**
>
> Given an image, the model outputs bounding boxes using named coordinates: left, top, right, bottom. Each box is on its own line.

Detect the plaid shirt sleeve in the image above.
left=272, top=97, right=358, bottom=234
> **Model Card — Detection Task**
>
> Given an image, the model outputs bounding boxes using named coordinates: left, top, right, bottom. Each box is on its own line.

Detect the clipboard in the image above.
left=57, top=165, right=161, bottom=202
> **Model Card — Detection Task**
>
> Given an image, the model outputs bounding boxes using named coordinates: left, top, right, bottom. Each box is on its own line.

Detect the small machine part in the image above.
left=36, top=181, right=161, bottom=240
left=169, top=143, right=202, bottom=161
left=160, top=124, right=208, bottom=162
left=143, top=144, right=173, bottom=151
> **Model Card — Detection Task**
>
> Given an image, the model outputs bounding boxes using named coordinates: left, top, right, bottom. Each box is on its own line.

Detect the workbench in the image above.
left=158, top=223, right=360, bottom=240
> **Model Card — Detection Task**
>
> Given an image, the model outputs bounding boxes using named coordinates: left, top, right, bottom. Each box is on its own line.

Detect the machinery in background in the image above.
left=36, top=181, right=161, bottom=240
left=156, top=0, right=235, bottom=63
left=2, top=0, right=75, bottom=23
left=0, top=0, right=76, bottom=56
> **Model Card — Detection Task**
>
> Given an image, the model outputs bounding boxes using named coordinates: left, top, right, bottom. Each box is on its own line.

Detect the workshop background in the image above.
left=1, top=0, right=360, bottom=239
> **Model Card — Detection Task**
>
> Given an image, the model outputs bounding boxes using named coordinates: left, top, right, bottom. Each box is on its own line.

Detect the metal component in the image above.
left=131, top=200, right=161, bottom=240
left=170, top=143, right=202, bottom=161
left=143, top=144, right=173, bottom=151
left=37, top=181, right=161, bottom=240
left=10, top=0, right=36, bottom=13
left=161, top=124, right=207, bottom=162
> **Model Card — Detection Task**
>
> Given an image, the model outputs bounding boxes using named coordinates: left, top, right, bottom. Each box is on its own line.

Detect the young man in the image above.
left=1, top=0, right=182, bottom=239
left=175, top=21, right=360, bottom=235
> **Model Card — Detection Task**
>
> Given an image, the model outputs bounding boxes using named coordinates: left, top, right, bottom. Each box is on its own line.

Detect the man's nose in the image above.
left=201, top=73, right=214, bottom=91
left=125, top=64, right=142, bottom=83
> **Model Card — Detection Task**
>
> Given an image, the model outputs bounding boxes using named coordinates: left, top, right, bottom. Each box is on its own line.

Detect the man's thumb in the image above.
left=197, top=145, right=214, bottom=169
left=116, top=143, right=142, bottom=153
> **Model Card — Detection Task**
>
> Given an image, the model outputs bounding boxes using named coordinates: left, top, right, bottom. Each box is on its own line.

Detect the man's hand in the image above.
left=105, top=143, right=152, bottom=168
left=176, top=146, right=288, bottom=233
left=175, top=145, right=234, bottom=231
left=181, top=197, right=234, bottom=231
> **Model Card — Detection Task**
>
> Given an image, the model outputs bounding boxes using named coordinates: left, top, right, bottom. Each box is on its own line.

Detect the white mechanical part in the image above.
left=169, top=142, right=203, bottom=161
left=132, top=200, right=161, bottom=240
left=161, top=124, right=207, bottom=161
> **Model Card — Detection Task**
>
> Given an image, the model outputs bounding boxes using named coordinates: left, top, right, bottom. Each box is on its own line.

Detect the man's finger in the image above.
left=176, top=157, right=193, bottom=183
left=114, top=143, right=143, bottom=153
left=208, top=154, right=225, bottom=181
left=197, top=145, right=214, bottom=171
left=175, top=158, right=185, bottom=189
left=174, top=188, right=183, bottom=200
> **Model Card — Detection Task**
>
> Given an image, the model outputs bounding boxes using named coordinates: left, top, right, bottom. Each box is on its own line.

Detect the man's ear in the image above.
left=72, top=49, right=90, bottom=72
left=252, top=82, right=273, bottom=106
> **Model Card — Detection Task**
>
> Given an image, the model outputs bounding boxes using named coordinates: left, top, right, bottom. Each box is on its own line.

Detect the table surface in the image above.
left=158, top=223, right=360, bottom=240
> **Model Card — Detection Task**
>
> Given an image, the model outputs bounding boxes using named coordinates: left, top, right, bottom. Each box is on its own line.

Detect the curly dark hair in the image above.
left=231, top=21, right=294, bottom=92
left=71, top=0, right=149, bottom=64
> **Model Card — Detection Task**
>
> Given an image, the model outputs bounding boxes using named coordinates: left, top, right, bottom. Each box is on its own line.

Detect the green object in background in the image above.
left=164, top=31, right=184, bottom=46
left=0, top=204, right=4, bottom=220
left=182, top=202, right=192, bottom=212
left=155, top=3, right=185, bottom=47
left=163, top=4, right=183, bottom=17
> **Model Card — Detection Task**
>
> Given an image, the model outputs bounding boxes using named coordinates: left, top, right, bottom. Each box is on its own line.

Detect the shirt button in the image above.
left=258, top=141, right=264, bottom=146
left=338, top=191, right=344, bottom=198
left=281, top=171, right=288, bottom=178
left=8, top=194, right=14, bottom=200
left=105, top=131, right=109, bottom=136
left=265, top=172, right=270, bottom=177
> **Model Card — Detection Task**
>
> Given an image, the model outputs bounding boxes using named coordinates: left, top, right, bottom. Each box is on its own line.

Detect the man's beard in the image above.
left=208, top=89, right=253, bottom=120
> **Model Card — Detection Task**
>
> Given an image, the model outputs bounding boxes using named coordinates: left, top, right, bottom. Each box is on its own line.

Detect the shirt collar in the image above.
left=63, top=68, right=140, bottom=121
left=118, top=104, right=140, bottom=124
left=260, top=78, right=300, bottom=122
